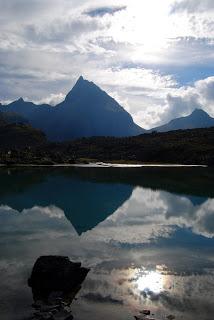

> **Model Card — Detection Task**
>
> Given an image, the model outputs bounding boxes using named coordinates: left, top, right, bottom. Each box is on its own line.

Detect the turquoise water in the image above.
left=0, top=167, right=214, bottom=320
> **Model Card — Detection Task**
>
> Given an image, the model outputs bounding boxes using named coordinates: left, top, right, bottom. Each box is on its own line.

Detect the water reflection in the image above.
left=0, top=169, right=133, bottom=235
left=0, top=167, right=213, bottom=320
left=135, top=269, right=164, bottom=294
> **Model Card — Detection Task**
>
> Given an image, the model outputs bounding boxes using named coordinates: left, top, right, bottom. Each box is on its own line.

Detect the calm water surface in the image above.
left=0, top=167, right=214, bottom=320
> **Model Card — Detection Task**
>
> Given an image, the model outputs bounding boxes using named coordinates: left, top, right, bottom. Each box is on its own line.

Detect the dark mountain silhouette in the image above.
left=2, top=99, right=54, bottom=135
left=53, top=76, right=144, bottom=140
left=2, top=78, right=214, bottom=142
left=151, top=109, right=214, bottom=132
left=1, top=77, right=144, bottom=141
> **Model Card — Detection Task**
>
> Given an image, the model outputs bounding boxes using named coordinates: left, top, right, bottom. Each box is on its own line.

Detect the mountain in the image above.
left=1, top=77, right=144, bottom=141
left=0, top=102, right=46, bottom=148
left=151, top=109, right=214, bottom=132
left=53, top=76, right=144, bottom=140
left=2, top=98, right=53, bottom=133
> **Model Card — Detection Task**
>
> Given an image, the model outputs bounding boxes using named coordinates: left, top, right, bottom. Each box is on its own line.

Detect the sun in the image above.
left=109, top=0, right=175, bottom=59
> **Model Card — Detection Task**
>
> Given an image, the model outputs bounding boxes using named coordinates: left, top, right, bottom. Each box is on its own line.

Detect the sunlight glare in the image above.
left=136, top=270, right=163, bottom=293
left=112, top=0, right=172, bottom=47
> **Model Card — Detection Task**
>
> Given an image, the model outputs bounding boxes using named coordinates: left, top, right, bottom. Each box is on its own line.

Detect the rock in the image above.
left=64, top=316, right=73, bottom=320
left=32, top=311, right=54, bottom=320
left=134, top=317, right=155, bottom=320
left=32, top=301, right=44, bottom=309
left=52, top=309, right=73, bottom=320
left=28, top=256, right=90, bottom=302
left=167, top=316, right=175, bottom=320
left=40, top=305, right=61, bottom=312
left=140, top=310, right=150, bottom=315
left=28, top=256, right=89, bottom=320
left=41, top=313, right=53, bottom=320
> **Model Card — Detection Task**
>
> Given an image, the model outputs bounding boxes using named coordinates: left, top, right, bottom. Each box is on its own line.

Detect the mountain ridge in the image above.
left=1, top=76, right=214, bottom=140
left=150, top=108, right=214, bottom=132
left=1, top=76, right=144, bottom=141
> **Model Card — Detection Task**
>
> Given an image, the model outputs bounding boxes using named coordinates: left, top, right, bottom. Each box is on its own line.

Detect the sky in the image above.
left=0, top=0, right=214, bottom=129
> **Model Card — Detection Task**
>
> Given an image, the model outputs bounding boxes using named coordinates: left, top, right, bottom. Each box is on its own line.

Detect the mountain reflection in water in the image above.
left=0, top=167, right=213, bottom=320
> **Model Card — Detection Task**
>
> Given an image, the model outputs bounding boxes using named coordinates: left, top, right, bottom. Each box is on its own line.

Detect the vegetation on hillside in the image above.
left=0, top=126, right=214, bottom=166
left=0, top=123, right=46, bottom=149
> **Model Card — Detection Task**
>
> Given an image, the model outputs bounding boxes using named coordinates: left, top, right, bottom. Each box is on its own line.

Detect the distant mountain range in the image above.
left=150, top=108, right=214, bottom=133
left=1, top=76, right=214, bottom=141
left=0, top=76, right=143, bottom=141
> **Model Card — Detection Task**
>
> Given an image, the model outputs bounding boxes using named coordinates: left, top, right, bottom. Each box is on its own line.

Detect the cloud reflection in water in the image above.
left=0, top=180, right=214, bottom=319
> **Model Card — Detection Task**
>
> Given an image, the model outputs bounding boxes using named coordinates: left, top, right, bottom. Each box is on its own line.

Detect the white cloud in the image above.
left=162, top=76, right=214, bottom=124
left=32, top=93, right=65, bottom=106
left=115, top=75, right=214, bottom=129
left=83, top=187, right=214, bottom=242
left=0, top=0, right=214, bottom=129
left=25, top=205, right=65, bottom=219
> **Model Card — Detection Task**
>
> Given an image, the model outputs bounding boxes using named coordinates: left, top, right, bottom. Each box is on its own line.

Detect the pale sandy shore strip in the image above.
left=0, top=163, right=207, bottom=168
left=72, top=163, right=207, bottom=168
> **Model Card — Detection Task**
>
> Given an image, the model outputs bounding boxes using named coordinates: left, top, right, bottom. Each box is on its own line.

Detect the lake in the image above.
left=0, top=167, right=214, bottom=320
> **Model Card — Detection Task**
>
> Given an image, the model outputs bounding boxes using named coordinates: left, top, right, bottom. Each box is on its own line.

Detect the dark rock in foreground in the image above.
left=28, top=256, right=90, bottom=320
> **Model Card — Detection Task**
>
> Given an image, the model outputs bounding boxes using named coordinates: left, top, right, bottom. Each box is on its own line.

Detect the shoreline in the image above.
left=0, top=162, right=208, bottom=168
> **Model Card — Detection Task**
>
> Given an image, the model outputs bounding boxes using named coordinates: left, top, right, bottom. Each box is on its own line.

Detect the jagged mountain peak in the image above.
left=191, top=108, right=210, bottom=117
left=151, top=108, right=214, bottom=133
left=65, top=76, right=101, bottom=102
left=17, top=97, right=25, bottom=103
left=0, top=76, right=144, bottom=140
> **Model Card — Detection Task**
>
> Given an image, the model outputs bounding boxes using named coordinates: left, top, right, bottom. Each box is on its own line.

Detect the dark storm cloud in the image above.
left=85, top=6, right=126, bottom=17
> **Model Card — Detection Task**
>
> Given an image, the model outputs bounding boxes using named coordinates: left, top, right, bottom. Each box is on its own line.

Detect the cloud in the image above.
left=195, top=76, right=214, bottom=102
left=83, top=187, right=214, bottom=244
left=171, top=0, right=214, bottom=13
left=85, top=6, right=126, bottom=17
left=26, top=205, right=65, bottom=219
left=127, top=75, right=214, bottom=129
left=83, top=292, right=123, bottom=304
left=163, top=90, right=201, bottom=122
left=23, top=15, right=106, bottom=46
left=0, top=205, right=75, bottom=240
left=0, top=0, right=214, bottom=129
left=33, top=93, right=66, bottom=106
left=161, top=76, right=214, bottom=124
